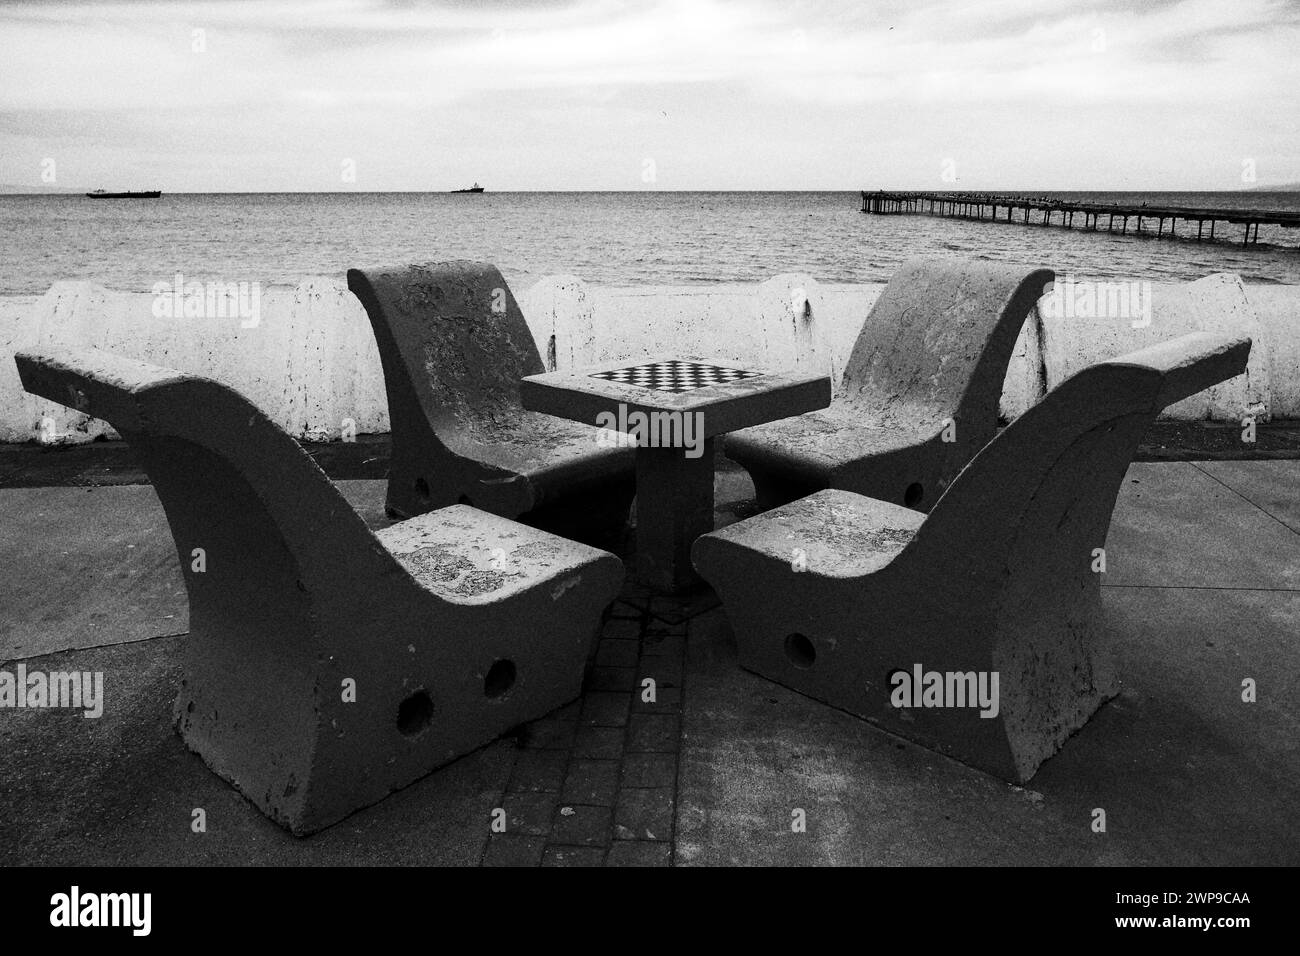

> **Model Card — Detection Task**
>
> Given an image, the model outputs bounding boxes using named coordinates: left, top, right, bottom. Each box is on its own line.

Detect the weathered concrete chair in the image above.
left=347, top=261, right=635, bottom=542
left=694, top=332, right=1250, bottom=783
left=726, top=259, right=1054, bottom=511
left=15, top=346, right=624, bottom=835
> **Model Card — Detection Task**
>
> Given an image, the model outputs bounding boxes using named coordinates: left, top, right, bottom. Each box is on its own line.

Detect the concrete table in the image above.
left=521, top=356, right=831, bottom=591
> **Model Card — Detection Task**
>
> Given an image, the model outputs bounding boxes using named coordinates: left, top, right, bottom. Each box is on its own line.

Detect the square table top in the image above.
left=520, top=355, right=832, bottom=439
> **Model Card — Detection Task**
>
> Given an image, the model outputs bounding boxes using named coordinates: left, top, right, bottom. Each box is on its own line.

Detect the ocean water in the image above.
left=1, top=190, right=1298, bottom=296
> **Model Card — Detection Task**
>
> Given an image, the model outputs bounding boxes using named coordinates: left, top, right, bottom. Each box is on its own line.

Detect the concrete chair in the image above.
left=15, top=346, right=625, bottom=835
left=693, top=332, right=1250, bottom=783
left=347, top=261, right=635, bottom=544
left=726, top=258, right=1054, bottom=511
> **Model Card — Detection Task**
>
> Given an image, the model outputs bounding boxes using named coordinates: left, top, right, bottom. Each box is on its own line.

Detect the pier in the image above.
left=860, top=190, right=1300, bottom=246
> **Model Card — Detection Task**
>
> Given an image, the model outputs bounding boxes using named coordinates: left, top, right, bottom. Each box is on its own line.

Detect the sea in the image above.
left=2, top=190, right=1298, bottom=296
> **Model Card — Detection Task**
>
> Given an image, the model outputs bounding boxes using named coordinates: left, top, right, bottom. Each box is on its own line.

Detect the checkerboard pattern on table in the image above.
left=589, top=360, right=762, bottom=394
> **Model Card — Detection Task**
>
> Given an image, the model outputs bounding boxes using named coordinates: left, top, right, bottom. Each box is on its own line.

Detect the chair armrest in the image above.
left=1108, top=331, right=1251, bottom=408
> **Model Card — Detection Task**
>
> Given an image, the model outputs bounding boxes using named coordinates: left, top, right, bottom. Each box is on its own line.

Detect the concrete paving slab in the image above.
left=0, top=485, right=187, bottom=660
left=676, top=586, right=1300, bottom=866
left=5, top=461, right=1299, bottom=864
left=0, top=635, right=510, bottom=864
left=0, top=480, right=391, bottom=661
left=1194, top=460, right=1300, bottom=538
left=1105, top=462, right=1300, bottom=589
left=335, top=478, right=391, bottom=530
left=1047, top=586, right=1300, bottom=860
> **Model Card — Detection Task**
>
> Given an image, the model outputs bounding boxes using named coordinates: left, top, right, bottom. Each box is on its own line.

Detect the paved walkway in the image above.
left=2, top=461, right=1298, bottom=865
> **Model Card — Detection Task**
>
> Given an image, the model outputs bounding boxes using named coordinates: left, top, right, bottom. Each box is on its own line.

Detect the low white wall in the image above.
left=0, top=272, right=1294, bottom=444
left=1244, top=284, right=1300, bottom=421
left=1, top=279, right=388, bottom=444
left=1036, top=273, right=1270, bottom=421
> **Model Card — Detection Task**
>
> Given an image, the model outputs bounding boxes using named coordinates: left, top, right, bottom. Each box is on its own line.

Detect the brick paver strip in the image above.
left=633, top=681, right=681, bottom=713
left=648, top=592, right=718, bottom=626
left=483, top=836, right=548, bottom=867
left=485, top=563, right=699, bottom=864
left=602, top=617, right=645, bottom=640
left=606, top=842, right=673, bottom=867
left=551, top=805, right=614, bottom=847
left=542, top=846, right=608, bottom=867
left=644, top=654, right=684, bottom=682
left=587, top=666, right=638, bottom=692
left=613, top=599, right=648, bottom=618
left=640, top=633, right=685, bottom=659
left=614, top=787, right=675, bottom=841
left=572, top=726, right=626, bottom=760
left=595, top=641, right=641, bottom=668
left=580, top=691, right=632, bottom=727
left=500, top=792, right=559, bottom=837
left=561, top=759, right=621, bottom=806
left=507, top=750, right=569, bottom=793
left=626, top=714, right=681, bottom=753
left=621, top=753, right=678, bottom=789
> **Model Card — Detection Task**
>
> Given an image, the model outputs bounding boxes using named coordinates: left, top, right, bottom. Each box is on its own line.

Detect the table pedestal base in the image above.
left=633, top=438, right=715, bottom=592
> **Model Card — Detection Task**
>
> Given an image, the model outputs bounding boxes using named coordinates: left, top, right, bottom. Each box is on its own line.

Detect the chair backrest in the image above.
left=347, top=261, right=543, bottom=437
left=14, top=346, right=398, bottom=603
left=886, top=331, right=1247, bottom=774
left=841, top=259, right=1053, bottom=423
left=902, top=331, right=1252, bottom=597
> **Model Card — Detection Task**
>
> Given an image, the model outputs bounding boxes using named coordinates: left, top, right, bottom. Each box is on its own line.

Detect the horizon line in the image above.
left=3, top=186, right=1296, bottom=196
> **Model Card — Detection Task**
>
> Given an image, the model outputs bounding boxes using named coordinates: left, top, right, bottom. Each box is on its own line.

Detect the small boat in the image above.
left=451, top=183, right=485, bottom=194
left=86, top=189, right=162, bottom=199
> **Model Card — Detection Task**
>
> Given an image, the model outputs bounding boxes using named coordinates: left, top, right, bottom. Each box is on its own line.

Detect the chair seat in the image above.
left=377, top=503, right=617, bottom=604
left=699, top=488, right=923, bottom=577
left=446, top=409, right=634, bottom=490
left=727, top=401, right=944, bottom=476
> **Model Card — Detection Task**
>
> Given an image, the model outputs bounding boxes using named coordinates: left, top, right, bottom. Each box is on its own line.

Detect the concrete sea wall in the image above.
left=0, top=272, right=1295, bottom=444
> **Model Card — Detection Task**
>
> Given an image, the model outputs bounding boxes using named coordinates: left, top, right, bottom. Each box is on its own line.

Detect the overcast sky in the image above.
left=2, top=0, right=1297, bottom=191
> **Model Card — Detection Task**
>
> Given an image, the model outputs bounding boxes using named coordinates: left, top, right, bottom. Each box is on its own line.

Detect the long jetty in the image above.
left=860, top=190, right=1300, bottom=246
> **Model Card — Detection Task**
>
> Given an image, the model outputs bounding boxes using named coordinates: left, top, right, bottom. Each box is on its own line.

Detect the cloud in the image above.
left=0, top=0, right=1297, bottom=188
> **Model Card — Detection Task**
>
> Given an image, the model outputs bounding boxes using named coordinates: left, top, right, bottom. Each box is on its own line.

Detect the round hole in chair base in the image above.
left=903, top=483, right=924, bottom=508
left=413, top=477, right=431, bottom=502
left=484, top=659, right=517, bottom=699
left=784, top=633, right=816, bottom=669
left=397, top=689, right=434, bottom=737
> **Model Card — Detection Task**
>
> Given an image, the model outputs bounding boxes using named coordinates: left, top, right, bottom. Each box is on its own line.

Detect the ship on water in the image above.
left=86, top=189, right=162, bottom=199
left=451, top=183, right=485, bottom=193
